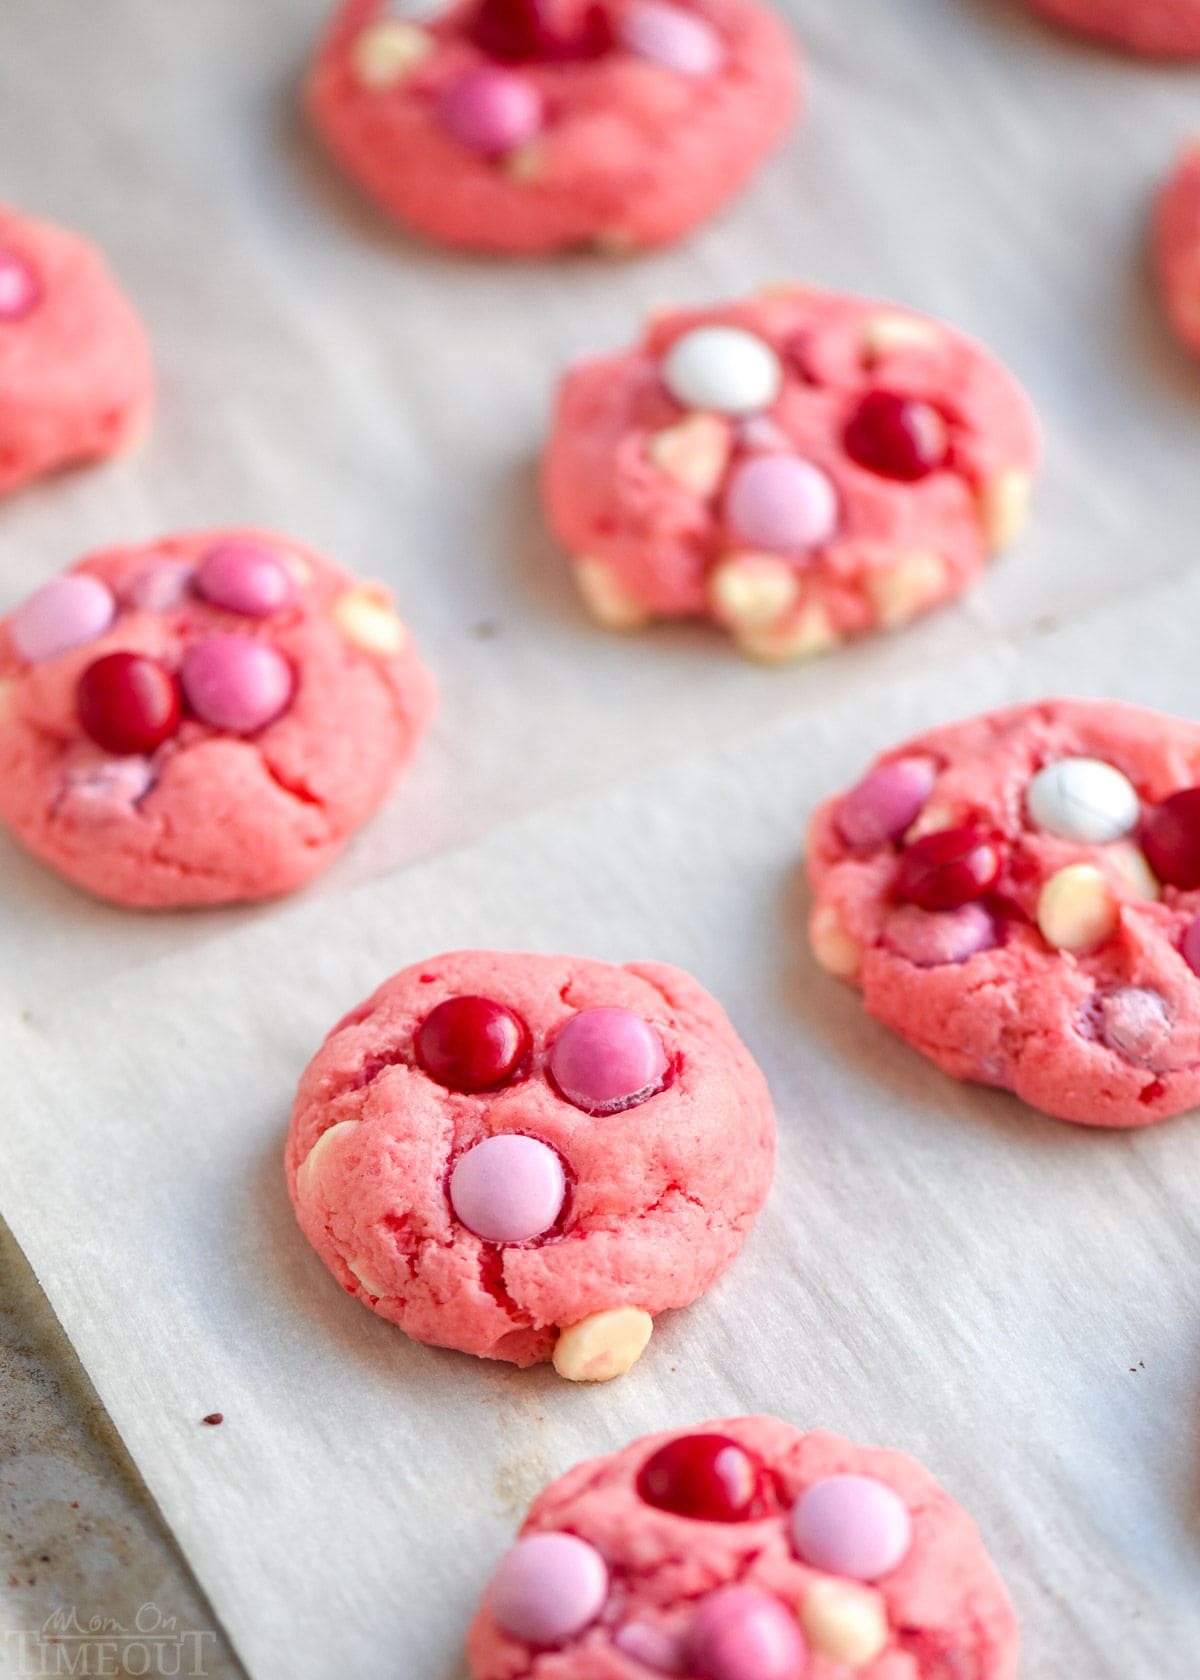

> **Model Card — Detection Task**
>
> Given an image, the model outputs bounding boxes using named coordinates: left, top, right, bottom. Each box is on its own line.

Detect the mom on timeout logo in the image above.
left=4, top=1603, right=215, bottom=1675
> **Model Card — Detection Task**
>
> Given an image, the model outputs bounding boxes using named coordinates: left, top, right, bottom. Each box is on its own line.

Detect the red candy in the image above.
left=895, top=826, right=1000, bottom=911
left=1141, top=787, right=1200, bottom=890
left=415, top=995, right=530, bottom=1093
left=76, top=652, right=182, bottom=756
left=844, top=390, right=949, bottom=482
left=636, top=1434, right=770, bottom=1523
left=471, top=0, right=612, bottom=60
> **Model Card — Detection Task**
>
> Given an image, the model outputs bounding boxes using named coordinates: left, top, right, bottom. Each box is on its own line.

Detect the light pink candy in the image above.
left=127, top=559, right=196, bottom=613
left=548, top=1007, right=668, bottom=1114
left=449, top=1134, right=566, bottom=1244
left=835, top=756, right=937, bottom=850
left=724, top=455, right=838, bottom=554
left=686, top=1586, right=807, bottom=1680
left=885, top=902, right=995, bottom=967
left=1091, top=986, right=1171, bottom=1066
left=180, top=634, right=294, bottom=734
left=10, top=574, right=115, bottom=664
left=195, top=540, right=298, bottom=620
left=621, top=1, right=725, bottom=75
left=615, top=1621, right=686, bottom=1673
left=0, top=247, right=40, bottom=321
left=790, top=1475, right=912, bottom=1582
left=489, top=1532, right=609, bottom=1645
left=62, top=756, right=156, bottom=812
left=440, top=68, right=544, bottom=155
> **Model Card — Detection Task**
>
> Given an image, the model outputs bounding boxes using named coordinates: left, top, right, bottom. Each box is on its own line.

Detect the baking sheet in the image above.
left=3, top=0, right=1200, bottom=1675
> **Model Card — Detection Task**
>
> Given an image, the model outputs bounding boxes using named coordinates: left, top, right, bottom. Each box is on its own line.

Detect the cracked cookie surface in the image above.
left=286, top=950, right=774, bottom=1373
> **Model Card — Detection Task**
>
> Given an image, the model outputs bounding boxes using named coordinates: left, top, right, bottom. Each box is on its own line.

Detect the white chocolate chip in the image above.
left=978, top=468, right=1033, bottom=554
left=903, top=804, right=958, bottom=843
left=350, top=19, right=433, bottom=87
left=860, top=312, right=939, bottom=362
left=866, top=552, right=947, bottom=628
left=1108, top=842, right=1161, bottom=902
left=1037, top=864, right=1119, bottom=953
left=573, top=558, right=651, bottom=631
left=345, top=1256, right=390, bottom=1298
left=331, top=583, right=408, bottom=656
left=736, top=600, right=840, bottom=664
left=708, top=554, right=799, bottom=632
left=505, top=140, right=546, bottom=184
left=296, top=1119, right=362, bottom=1202
left=800, top=1581, right=889, bottom=1669
left=810, top=904, right=862, bottom=980
left=552, top=1307, right=653, bottom=1383
left=647, top=413, right=732, bottom=497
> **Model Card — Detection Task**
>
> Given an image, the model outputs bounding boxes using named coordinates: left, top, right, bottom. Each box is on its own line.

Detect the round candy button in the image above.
left=440, top=67, right=544, bottom=154
left=835, top=756, right=936, bottom=850
left=723, top=456, right=838, bottom=555
left=662, top=327, right=783, bottom=417
left=1142, top=787, right=1200, bottom=890
left=180, top=635, right=294, bottom=733
left=195, top=540, right=298, bottom=620
left=449, top=1134, right=566, bottom=1243
left=685, top=1586, right=808, bottom=1680
left=895, top=826, right=1001, bottom=911
left=790, top=1474, right=912, bottom=1582
left=489, top=1532, right=609, bottom=1645
left=620, top=0, right=724, bottom=74
left=844, top=390, right=948, bottom=482
left=637, top=1433, right=769, bottom=1523
left=885, top=901, right=996, bottom=967
left=548, top=1007, right=668, bottom=1114
left=614, top=1621, right=685, bottom=1673
left=11, top=575, right=115, bottom=664
left=0, top=247, right=41, bottom=321
left=415, top=995, right=530, bottom=1092
left=1026, top=757, right=1139, bottom=845
left=76, top=653, right=181, bottom=757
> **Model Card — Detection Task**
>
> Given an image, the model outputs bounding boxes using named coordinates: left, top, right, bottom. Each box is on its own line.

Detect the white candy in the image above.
left=1026, top=757, right=1139, bottom=845
left=661, top=326, right=782, bottom=417
left=552, top=1307, right=653, bottom=1382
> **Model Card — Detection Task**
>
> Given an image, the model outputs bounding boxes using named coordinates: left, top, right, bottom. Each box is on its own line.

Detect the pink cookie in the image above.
left=0, top=531, right=436, bottom=908
left=1026, top=0, right=1200, bottom=56
left=807, top=698, right=1200, bottom=1128
left=305, top=0, right=799, bottom=255
left=542, top=286, right=1039, bottom=660
left=0, top=204, right=153, bottom=500
left=467, top=1415, right=1018, bottom=1678
left=286, top=951, right=774, bottom=1375
left=1154, top=142, right=1200, bottom=354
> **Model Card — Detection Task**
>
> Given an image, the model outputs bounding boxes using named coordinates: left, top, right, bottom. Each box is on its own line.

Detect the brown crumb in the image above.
left=201, top=1412, right=224, bottom=1426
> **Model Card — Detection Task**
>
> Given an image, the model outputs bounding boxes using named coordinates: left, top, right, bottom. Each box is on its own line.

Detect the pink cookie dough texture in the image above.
left=285, top=951, right=774, bottom=1372
left=541, top=286, right=1039, bottom=662
left=808, top=698, right=1200, bottom=1128
left=467, top=1414, right=1018, bottom=1679
left=0, top=204, right=153, bottom=500
left=305, top=0, right=799, bottom=255
left=0, top=530, right=436, bottom=908
left=1026, top=0, right=1200, bottom=55
left=1154, top=142, right=1200, bottom=354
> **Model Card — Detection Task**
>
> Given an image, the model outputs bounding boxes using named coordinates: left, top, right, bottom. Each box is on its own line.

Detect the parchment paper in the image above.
left=2, top=0, right=1200, bottom=1676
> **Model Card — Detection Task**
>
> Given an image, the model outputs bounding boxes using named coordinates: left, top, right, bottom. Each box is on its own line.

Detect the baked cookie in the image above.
left=1026, top=0, right=1200, bottom=56
left=0, top=204, right=153, bottom=500
left=286, top=951, right=774, bottom=1377
left=306, top=0, right=799, bottom=255
left=1154, top=142, right=1200, bottom=354
left=467, top=1415, right=1018, bottom=1678
left=807, top=699, right=1200, bottom=1128
left=0, top=531, right=435, bottom=907
left=542, top=287, right=1039, bottom=660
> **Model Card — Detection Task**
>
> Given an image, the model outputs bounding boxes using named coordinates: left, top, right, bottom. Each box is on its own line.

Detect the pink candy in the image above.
left=127, top=559, right=196, bottom=613
left=180, top=634, right=294, bottom=734
left=195, top=540, right=298, bottom=620
left=620, top=1, right=725, bottom=75
left=1088, top=986, right=1171, bottom=1067
left=724, top=456, right=838, bottom=555
left=790, top=1475, right=912, bottom=1582
left=440, top=68, right=544, bottom=155
left=686, top=1587, right=808, bottom=1680
left=489, top=1532, right=609, bottom=1645
left=614, top=1621, right=686, bottom=1673
left=0, top=247, right=41, bottom=321
left=835, top=756, right=937, bottom=849
left=449, top=1134, right=566, bottom=1243
left=10, top=574, right=116, bottom=664
left=885, top=902, right=996, bottom=968
left=548, top=1007, right=668, bottom=1114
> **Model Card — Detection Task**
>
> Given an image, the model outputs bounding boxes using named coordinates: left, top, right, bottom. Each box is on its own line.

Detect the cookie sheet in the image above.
left=2, top=0, right=1200, bottom=1675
